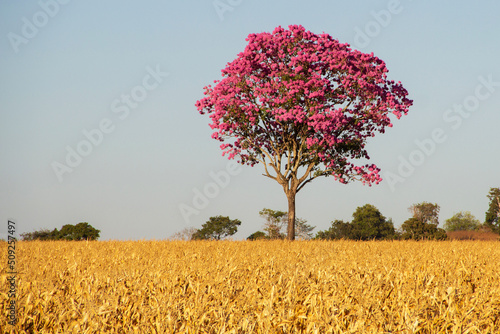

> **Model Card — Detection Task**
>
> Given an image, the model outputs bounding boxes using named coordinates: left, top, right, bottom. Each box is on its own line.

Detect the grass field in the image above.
left=1, top=240, right=500, bottom=333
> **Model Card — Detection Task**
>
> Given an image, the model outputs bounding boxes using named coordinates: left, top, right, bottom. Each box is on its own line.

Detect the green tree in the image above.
left=409, top=202, right=440, bottom=226
left=21, top=223, right=100, bottom=241
left=402, top=202, right=446, bottom=240
left=315, top=205, right=394, bottom=241
left=444, top=211, right=481, bottom=231
left=433, top=228, right=448, bottom=240
left=315, top=220, right=352, bottom=240
left=350, top=204, right=395, bottom=240
left=259, top=208, right=315, bottom=239
left=192, top=216, right=241, bottom=240
left=401, top=218, right=447, bottom=240
left=20, top=228, right=58, bottom=241
left=485, top=187, right=500, bottom=233
left=247, top=231, right=267, bottom=240
left=58, top=223, right=101, bottom=241
left=259, top=208, right=287, bottom=239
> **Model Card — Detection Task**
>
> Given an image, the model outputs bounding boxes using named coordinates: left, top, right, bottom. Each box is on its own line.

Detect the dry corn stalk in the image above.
left=1, top=240, right=499, bottom=333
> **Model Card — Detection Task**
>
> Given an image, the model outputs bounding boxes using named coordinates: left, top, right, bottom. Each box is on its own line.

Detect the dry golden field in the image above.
left=1, top=240, right=500, bottom=333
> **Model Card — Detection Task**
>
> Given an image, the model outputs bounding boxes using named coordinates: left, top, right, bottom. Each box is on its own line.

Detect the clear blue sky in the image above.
left=1, top=0, right=499, bottom=240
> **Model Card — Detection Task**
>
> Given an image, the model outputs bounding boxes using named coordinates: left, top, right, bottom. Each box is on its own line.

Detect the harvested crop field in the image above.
left=1, top=240, right=500, bottom=333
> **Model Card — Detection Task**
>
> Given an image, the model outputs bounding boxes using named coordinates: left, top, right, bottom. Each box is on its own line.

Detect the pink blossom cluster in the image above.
left=196, top=25, right=412, bottom=186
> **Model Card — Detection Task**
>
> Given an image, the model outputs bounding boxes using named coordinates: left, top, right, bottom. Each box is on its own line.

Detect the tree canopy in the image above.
left=247, top=231, right=267, bottom=241
left=444, top=211, right=481, bottom=232
left=350, top=204, right=396, bottom=240
left=315, top=220, right=352, bottom=240
left=259, top=208, right=287, bottom=239
left=192, top=216, right=241, bottom=240
left=485, top=187, right=500, bottom=233
left=400, top=218, right=447, bottom=240
left=196, top=25, right=412, bottom=240
left=259, top=208, right=315, bottom=240
left=21, top=222, right=100, bottom=241
left=315, top=204, right=395, bottom=240
left=401, top=203, right=447, bottom=240
left=408, top=202, right=440, bottom=226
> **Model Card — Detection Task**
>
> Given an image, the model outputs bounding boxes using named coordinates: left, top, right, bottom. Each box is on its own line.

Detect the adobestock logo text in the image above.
left=7, top=0, right=72, bottom=54
left=51, top=65, right=169, bottom=183
left=384, top=74, right=499, bottom=191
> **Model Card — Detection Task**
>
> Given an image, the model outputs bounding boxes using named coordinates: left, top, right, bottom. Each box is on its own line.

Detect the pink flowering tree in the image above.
left=196, top=25, right=412, bottom=240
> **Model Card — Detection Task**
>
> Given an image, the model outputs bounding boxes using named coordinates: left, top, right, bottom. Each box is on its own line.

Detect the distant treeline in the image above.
left=20, top=222, right=100, bottom=241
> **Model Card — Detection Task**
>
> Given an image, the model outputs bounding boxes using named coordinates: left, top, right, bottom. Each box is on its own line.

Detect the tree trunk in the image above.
left=286, top=192, right=296, bottom=241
